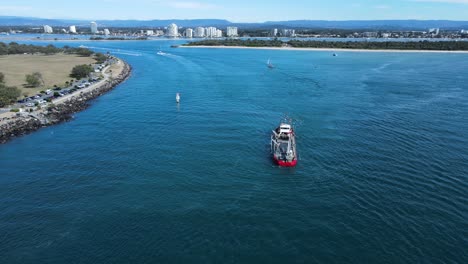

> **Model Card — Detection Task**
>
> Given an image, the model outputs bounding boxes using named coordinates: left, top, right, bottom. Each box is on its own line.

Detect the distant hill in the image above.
left=0, top=16, right=83, bottom=27
left=1, top=16, right=467, bottom=30
left=261, top=20, right=468, bottom=30
left=0, top=16, right=231, bottom=28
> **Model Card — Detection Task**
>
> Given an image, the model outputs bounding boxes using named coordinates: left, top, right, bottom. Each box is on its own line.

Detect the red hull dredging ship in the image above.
left=271, top=122, right=297, bottom=167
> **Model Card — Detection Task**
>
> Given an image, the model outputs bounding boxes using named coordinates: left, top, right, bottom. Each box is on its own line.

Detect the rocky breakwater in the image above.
left=0, top=61, right=132, bottom=144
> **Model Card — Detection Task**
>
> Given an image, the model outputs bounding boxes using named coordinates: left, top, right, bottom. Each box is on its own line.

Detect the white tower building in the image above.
left=90, top=22, right=98, bottom=34
left=69, top=25, right=77, bottom=34
left=43, top=25, right=53, bottom=33
left=167, top=23, right=179, bottom=37
left=271, top=28, right=278, bottom=37
left=185, top=28, right=193, bottom=38
left=205, top=27, right=217, bottom=38
left=429, top=28, right=440, bottom=36
left=226, top=27, right=238, bottom=37
left=194, top=27, right=205, bottom=38
left=104, top=29, right=110, bottom=35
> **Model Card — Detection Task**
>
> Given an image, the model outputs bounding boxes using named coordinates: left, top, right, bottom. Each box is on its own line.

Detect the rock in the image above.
left=0, top=62, right=132, bottom=144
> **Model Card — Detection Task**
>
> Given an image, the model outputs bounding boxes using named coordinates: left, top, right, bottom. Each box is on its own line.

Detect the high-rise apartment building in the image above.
left=90, top=22, right=98, bottom=34
left=167, top=23, right=179, bottom=37
left=226, top=27, right=238, bottom=37
left=185, top=28, right=193, bottom=38
left=43, top=25, right=53, bottom=33
left=69, top=25, right=77, bottom=34
left=194, top=27, right=205, bottom=38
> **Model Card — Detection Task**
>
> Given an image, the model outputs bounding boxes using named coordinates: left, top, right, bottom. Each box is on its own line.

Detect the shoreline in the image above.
left=181, top=45, right=468, bottom=53
left=0, top=58, right=132, bottom=144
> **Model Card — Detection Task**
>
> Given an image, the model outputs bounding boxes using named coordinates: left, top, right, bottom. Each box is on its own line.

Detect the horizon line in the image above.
left=1, top=15, right=468, bottom=23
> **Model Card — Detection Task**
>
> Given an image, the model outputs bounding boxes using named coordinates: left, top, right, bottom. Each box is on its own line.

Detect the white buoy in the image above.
left=176, top=93, right=180, bottom=103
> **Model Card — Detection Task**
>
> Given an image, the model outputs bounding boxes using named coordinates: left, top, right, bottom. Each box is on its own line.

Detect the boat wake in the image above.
left=372, top=63, right=392, bottom=73
left=80, top=45, right=143, bottom=56
left=111, top=50, right=143, bottom=57
left=156, top=51, right=180, bottom=58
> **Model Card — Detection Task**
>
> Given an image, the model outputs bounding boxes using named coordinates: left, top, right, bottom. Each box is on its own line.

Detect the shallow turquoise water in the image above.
left=1, top=40, right=467, bottom=263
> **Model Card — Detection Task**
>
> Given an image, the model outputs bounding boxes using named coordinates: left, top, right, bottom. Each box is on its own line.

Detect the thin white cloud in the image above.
left=411, top=0, right=468, bottom=3
left=0, top=5, right=32, bottom=11
left=168, top=1, right=217, bottom=9
left=375, top=5, right=391, bottom=9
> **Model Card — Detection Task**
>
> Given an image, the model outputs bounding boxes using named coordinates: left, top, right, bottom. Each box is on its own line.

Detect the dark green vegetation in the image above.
left=0, top=72, right=20, bottom=107
left=0, top=43, right=60, bottom=55
left=185, top=39, right=468, bottom=51
left=25, top=72, right=43, bottom=87
left=187, top=39, right=285, bottom=47
left=70, top=64, right=94, bottom=79
left=94, top=53, right=107, bottom=64
left=0, top=43, right=111, bottom=106
left=0, top=42, right=97, bottom=56
left=90, top=37, right=148, bottom=41
left=288, top=40, right=468, bottom=50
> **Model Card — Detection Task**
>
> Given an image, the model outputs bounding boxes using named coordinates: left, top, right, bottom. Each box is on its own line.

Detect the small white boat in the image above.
left=176, top=93, right=180, bottom=103
left=267, top=58, right=275, bottom=68
left=157, top=51, right=166, bottom=55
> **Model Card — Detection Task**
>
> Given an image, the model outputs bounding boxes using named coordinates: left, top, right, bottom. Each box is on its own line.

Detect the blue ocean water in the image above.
left=1, top=40, right=467, bottom=263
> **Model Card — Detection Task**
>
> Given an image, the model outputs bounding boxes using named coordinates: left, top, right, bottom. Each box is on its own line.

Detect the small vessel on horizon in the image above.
left=176, top=93, right=180, bottom=103
left=271, top=122, right=297, bottom=167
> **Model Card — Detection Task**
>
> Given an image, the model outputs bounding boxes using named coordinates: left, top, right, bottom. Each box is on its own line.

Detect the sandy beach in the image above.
left=181, top=45, right=468, bottom=53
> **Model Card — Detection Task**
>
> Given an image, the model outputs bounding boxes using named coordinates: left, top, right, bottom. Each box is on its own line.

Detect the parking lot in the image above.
left=7, top=57, right=117, bottom=111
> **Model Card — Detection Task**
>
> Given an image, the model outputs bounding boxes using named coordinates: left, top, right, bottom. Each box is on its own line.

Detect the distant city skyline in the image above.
left=1, top=0, right=468, bottom=22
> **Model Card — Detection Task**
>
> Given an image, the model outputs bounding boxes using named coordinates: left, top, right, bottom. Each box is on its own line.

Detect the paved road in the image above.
left=0, top=58, right=120, bottom=123
left=10, top=60, right=116, bottom=108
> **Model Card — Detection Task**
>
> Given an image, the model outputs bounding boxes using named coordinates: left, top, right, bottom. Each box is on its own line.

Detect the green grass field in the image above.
left=0, top=54, right=95, bottom=97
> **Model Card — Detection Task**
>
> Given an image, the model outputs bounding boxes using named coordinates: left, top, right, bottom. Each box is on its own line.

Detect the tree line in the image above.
left=186, top=39, right=284, bottom=47
left=0, top=73, right=21, bottom=107
left=0, top=42, right=95, bottom=56
left=287, top=40, right=468, bottom=50
left=0, top=43, right=109, bottom=106
left=185, top=39, right=468, bottom=51
left=90, top=37, right=148, bottom=40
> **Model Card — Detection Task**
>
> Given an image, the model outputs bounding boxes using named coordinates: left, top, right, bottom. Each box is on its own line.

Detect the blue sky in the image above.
left=0, top=0, right=467, bottom=21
